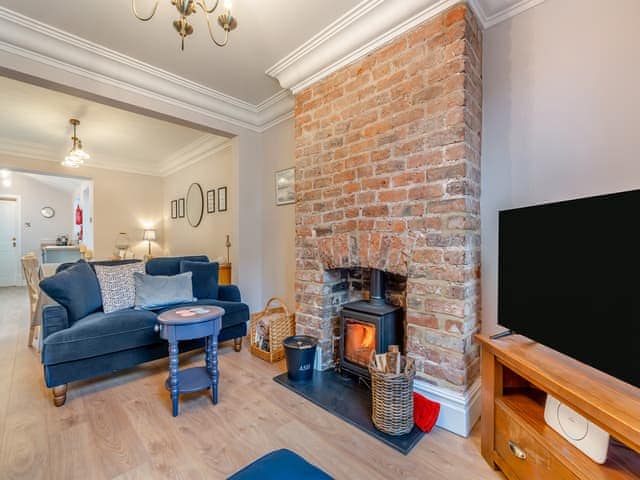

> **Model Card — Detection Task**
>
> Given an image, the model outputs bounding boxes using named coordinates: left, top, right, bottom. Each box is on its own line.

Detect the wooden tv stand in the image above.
left=477, top=334, right=640, bottom=479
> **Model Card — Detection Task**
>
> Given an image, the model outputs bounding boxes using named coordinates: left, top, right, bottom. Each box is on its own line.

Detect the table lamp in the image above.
left=115, top=232, right=130, bottom=259
left=143, top=229, right=156, bottom=260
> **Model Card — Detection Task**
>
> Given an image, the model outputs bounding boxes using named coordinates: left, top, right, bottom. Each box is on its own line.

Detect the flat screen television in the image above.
left=499, top=189, right=640, bottom=389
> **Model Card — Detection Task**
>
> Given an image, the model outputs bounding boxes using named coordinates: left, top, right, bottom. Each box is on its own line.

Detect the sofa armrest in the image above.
left=218, top=285, right=241, bottom=302
left=41, top=303, right=69, bottom=341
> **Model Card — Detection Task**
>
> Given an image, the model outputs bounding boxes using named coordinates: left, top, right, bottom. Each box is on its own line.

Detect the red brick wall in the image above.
left=294, top=4, right=482, bottom=392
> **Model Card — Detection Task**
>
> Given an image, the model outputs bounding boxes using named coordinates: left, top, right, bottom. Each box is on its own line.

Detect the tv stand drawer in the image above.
left=495, top=401, right=578, bottom=480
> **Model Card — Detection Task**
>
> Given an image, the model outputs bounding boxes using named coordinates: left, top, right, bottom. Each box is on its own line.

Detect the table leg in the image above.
left=169, top=340, right=179, bottom=416
left=205, top=335, right=211, bottom=371
left=206, top=335, right=213, bottom=387
left=210, top=334, right=219, bottom=404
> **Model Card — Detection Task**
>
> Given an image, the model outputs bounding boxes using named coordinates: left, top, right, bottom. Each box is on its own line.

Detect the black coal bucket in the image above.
left=283, top=335, right=318, bottom=382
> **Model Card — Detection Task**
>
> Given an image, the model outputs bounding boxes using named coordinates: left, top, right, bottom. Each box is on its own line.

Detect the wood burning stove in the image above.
left=339, top=269, right=403, bottom=379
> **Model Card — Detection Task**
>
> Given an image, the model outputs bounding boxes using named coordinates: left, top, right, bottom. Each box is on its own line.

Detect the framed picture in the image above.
left=178, top=198, right=185, bottom=218
left=275, top=167, right=295, bottom=206
left=171, top=200, right=177, bottom=219
left=218, top=187, right=228, bottom=212
left=207, top=189, right=215, bottom=213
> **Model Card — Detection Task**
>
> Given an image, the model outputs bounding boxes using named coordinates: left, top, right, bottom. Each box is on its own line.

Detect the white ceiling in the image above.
left=19, top=171, right=85, bottom=193
left=0, top=75, right=226, bottom=176
left=0, top=0, right=362, bottom=105
left=0, top=0, right=543, bottom=106
left=0, top=0, right=544, bottom=173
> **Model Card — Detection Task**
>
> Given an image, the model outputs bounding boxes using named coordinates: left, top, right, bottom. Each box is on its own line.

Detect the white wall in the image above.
left=0, top=156, right=164, bottom=260
left=481, top=0, right=640, bottom=334
left=163, top=144, right=235, bottom=265
left=261, top=118, right=296, bottom=310
left=0, top=172, right=74, bottom=257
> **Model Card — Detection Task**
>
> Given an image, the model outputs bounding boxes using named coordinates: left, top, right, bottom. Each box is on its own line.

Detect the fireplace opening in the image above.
left=344, top=318, right=376, bottom=367
left=338, top=268, right=405, bottom=380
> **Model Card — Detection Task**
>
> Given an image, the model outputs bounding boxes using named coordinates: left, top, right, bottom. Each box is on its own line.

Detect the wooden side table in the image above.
left=218, top=263, right=232, bottom=285
left=157, top=306, right=224, bottom=416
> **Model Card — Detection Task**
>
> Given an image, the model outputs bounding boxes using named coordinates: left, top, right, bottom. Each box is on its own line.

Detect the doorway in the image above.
left=0, top=196, right=20, bottom=287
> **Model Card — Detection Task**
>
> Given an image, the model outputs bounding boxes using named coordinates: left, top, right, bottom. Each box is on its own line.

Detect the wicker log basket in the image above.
left=368, top=350, right=416, bottom=436
left=250, top=297, right=295, bottom=363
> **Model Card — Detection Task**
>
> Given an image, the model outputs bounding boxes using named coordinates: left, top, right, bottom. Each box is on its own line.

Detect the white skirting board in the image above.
left=413, top=378, right=482, bottom=438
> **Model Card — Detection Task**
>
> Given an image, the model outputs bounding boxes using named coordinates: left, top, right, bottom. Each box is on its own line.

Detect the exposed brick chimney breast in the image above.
left=294, top=4, right=482, bottom=393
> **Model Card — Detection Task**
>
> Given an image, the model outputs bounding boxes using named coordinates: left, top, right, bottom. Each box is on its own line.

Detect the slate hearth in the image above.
left=273, top=370, right=424, bottom=455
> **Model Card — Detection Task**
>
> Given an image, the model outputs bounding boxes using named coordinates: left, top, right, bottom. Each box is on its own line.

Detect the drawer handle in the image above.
left=508, top=440, right=527, bottom=460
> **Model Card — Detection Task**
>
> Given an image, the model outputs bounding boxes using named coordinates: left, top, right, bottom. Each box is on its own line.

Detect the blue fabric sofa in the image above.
left=39, top=255, right=249, bottom=406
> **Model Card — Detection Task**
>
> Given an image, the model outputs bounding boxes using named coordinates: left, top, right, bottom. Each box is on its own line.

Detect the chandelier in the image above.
left=61, top=119, right=90, bottom=168
left=132, top=0, right=237, bottom=50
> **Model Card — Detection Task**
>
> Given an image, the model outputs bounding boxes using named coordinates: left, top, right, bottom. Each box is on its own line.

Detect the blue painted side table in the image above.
left=156, top=306, right=224, bottom=416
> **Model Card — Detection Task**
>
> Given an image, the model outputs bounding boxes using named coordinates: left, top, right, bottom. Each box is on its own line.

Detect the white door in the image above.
left=0, top=198, right=19, bottom=287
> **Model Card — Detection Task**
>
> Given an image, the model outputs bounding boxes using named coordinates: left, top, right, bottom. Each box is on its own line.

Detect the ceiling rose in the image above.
left=132, top=0, right=238, bottom=50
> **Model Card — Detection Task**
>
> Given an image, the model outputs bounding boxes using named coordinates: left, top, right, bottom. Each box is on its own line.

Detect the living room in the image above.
left=0, top=0, right=638, bottom=479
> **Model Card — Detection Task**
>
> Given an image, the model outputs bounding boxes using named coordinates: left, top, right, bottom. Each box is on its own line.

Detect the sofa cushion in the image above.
left=39, top=261, right=102, bottom=325
left=180, top=260, right=219, bottom=299
left=95, top=262, right=146, bottom=313
left=145, top=256, right=209, bottom=276
left=42, top=308, right=160, bottom=365
left=155, top=299, right=249, bottom=330
left=134, top=272, right=195, bottom=310
left=56, top=259, right=141, bottom=275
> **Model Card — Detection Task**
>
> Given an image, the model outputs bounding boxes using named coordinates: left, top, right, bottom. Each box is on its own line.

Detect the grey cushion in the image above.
left=42, top=309, right=160, bottom=364
left=134, top=272, right=195, bottom=310
left=95, top=262, right=146, bottom=313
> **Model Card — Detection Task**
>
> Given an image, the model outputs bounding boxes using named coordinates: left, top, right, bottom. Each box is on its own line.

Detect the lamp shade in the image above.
left=143, top=229, right=156, bottom=241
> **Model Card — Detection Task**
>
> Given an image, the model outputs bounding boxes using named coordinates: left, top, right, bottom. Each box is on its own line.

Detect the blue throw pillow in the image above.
left=179, top=261, right=219, bottom=300
left=39, top=261, right=102, bottom=324
left=133, top=272, right=195, bottom=310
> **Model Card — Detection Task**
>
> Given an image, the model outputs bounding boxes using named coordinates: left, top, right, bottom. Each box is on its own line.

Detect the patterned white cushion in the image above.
left=95, top=262, right=146, bottom=314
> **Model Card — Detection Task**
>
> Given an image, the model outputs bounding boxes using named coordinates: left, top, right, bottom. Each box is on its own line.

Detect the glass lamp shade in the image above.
left=62, top=135, right=90, bottom=168
left=143, top=229, right=156, bottom=241
left=62, top=153, right=83, bottom=168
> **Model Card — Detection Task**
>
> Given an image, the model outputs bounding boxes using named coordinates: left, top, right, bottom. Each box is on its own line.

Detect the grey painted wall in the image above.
left=481, top=0, right=640, bottom=334
left=260, top=118, right=296, bottom=310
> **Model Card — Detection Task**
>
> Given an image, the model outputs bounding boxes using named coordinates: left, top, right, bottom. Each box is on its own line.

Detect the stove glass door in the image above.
left=343, top=317, right=376, bottom=368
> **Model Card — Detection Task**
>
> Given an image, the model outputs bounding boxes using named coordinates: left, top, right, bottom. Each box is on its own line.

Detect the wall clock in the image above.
left=41, top=206, right=55, bottom=218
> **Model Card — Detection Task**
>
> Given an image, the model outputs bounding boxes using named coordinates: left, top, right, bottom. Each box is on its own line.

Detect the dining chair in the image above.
left=21, top=253, right=41, bottom=350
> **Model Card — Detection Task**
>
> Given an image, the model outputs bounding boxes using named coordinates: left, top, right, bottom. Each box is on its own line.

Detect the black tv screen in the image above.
left=499, top=189, right=640, bottom=388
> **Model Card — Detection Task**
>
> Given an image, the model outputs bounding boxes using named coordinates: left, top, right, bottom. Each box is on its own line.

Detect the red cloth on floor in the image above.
left=414, top=392, right=440, bottom=432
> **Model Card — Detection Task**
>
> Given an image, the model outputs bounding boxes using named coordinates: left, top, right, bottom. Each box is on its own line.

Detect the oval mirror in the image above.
left=41, top=206, right=55, bottom=218
left=186, top=182, right=204, bottom=228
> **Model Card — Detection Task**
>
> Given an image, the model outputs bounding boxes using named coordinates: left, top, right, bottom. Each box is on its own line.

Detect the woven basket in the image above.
left=250, top=297, right=295, bottom=363
left=369, top=352, right=416, bottom=436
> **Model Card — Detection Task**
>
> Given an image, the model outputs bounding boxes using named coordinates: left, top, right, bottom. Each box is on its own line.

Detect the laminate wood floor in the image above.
left=0, top=287, right=503, bottom=479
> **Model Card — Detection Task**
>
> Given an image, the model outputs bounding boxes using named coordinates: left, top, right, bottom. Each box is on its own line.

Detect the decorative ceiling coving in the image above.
left=266, top=0, right=547, bottom=92
left=0, top=0, right=545, bottom=133
left=0, top=0, right=361, bottom=104
left=0, top=75, right=229, bottom=177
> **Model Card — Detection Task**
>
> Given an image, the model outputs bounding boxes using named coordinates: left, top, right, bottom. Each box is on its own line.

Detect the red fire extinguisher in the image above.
left=75, top=204, right=83, bottom=225
left=75, top=205, right=84, bottom=241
